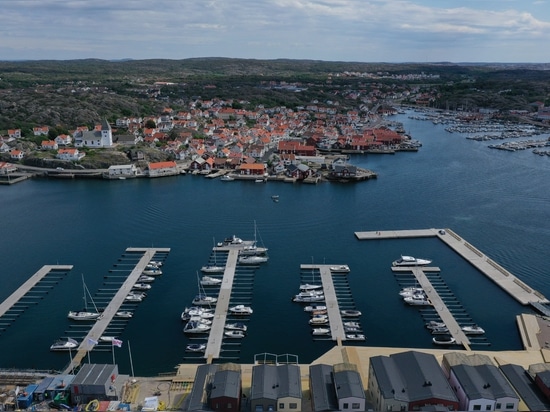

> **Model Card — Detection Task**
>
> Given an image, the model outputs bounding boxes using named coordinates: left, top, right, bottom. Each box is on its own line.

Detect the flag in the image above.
left=112, top=338, right=123, bottom=348
left=88, top=338, right=98, bottom=346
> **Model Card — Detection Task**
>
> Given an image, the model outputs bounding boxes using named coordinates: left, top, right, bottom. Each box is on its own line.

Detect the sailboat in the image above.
left=239, top=221, right=268, bottom=256
left=201, top=238, right=225, bottom=273
left=192, top=272, right=218, bottom=306
left=68, top=274, right=102, bottom=321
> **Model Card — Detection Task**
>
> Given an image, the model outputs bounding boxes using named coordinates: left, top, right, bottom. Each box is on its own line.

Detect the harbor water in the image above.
left=0, top=111, right=549, bottom=375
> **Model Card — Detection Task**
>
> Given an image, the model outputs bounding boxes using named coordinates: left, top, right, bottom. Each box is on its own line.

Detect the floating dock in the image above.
left=392, top=266, right=471, bottom=349
left=300, top=264, right=352, bottom=342
left=0, top=265, right=73, bottom=318
left=204, top=247, right=240, bottom=361
left=355, top=228, right=548, bottom=305
left=64, top=248, right=169, bottom=374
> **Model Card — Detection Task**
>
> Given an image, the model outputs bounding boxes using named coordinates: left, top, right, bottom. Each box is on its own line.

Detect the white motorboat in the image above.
left=229, top=305, right=253, bottom=315
left=99, top=336, right=117, bottom=342
left=201, top=264, right=225, bottom=273
left=142, top=268, right=162, bottom=276
left=116, top=311, right=133, bottom=318
left=293, top=294, right=325, bottom=303
left=239, top=221, right=269, bottom=255
left=125, top=291, right=146, bottom=302
left=299, top=283, right=323, bottom=291
left=343, top=321, right=361, bottom=328
left=430, top=327, right=450, bottom=335
left=192, top=294, right=217, bottom=306
left=200, top=276, right=222, bottom=286
left=309, top=315, right=329, bottom=325
left=220, top=175, right=235, bottom=181
left=295, top=290, right=324, bottom=298
left=183, top=321, right=211, bottom=334
left=225, top=322, right=248, bottom=332
left=50, top=338, right=79, bottom=351
left=329, top=265, right=350, bottom=273
left=311, top=328, right=331, bottom=336
left=392, top=255, right=432, bottom=267
left=181, top=307, right=214, bottom=321
left=311, top=309, right=328, bottom=316
left=223, top=235, right=246, bottom=245
left=186, top=343, right=206, bottom=352
left=149, top=260, right=163, bottom=267
left=224, top=330, right=246, bottom=338
left=238, top=255, right=268, bottom=265
left=145, top=263, right=160, bottom=270
left=399, top=287, right=424, bottom=297
left=403, top=295, right=431, bottom=306
left=433, top=336, right=457, bottom=345
left=344, top=326, right=362, bottom=333
left=132, top=283, right=151, bottom=290
left=341, top=309, right=362, bottom=317
left=346, top=334, right=366, bottom=341
left=461, top=325, right=485, bottom=335
left=304, top=304, right=327, bottom=312
left=426, top=321, right=446, bottom=330
left=138, top=275, right=155, bottom=283
left=186, top=316, right=212, bottom=326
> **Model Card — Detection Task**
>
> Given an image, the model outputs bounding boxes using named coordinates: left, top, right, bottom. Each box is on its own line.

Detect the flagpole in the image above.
left=128, top=340, right=135, bottom=377
left=112, top=341, right=116, bottom=365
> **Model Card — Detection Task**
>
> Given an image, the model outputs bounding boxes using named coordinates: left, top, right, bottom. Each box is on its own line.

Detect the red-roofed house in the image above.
left=55, top=134, right=72, bottom=146
left=147, top=161, right=179, bottom=178
left=41, top=140, right=58, bottom=150
left=33, top=126, right=49, bottom=136
left=10, top=149, right=24, bottom=160
left=238, top=163, right=266, bottom=176
left=8, top=129, right=21, bottom=139
left=57, top=148, right=85, bottom=161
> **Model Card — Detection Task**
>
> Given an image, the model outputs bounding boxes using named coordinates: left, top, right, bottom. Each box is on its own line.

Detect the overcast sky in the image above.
left=2, top=0, right=549, bottom=62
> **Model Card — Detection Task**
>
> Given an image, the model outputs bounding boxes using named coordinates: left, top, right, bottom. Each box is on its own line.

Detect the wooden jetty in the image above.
left=64, top=248, right=169, bottom=374
left=355, top=228, right=548, bottom=305
left=300, top=264, right=347, bottom=342
left=392, top=266, right=471, bottom=349
left=0, top=265, right=73, bottom=318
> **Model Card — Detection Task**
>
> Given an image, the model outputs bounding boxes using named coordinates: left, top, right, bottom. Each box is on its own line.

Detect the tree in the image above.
left=145, top=119, right=156, bottom=129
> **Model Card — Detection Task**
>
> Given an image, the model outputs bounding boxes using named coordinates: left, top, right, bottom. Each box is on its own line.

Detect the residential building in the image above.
left=333, top=364, right=367, bottom=412
left=57, top=148, right=85, bottom=161
left=41, top=140, right=58, bottom=150
left=368, top=351, right=459, bottom=411
left=238, top=163, right=266, bottom=176
left=55, top=134, right=72, bottom=146
left=10, top=149, right=24, bottom=160
left=250, top=364, right=302, bottom=412
left=449, top=363, right=519, bottom=411
left=0, top=162, right=17, bottom=174
left=104, top=164, right=139, bottom=179
left=33, top=126, right=49, bottom=136
left=186, top=364, right=242, bottom=412
left=8, top=129, right=21, bottom=139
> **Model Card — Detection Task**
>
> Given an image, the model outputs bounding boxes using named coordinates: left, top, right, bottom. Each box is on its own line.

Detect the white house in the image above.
left=10, top=149, right=24, bottom=160
left=33, top=126, right=49, bottom=136
left=104, top=164, right=139, bottom=179
left=41, top=140, right=58, bottom=150
left=55, top=134, right=72, bottom=146
left=57, top=148, right=85, bottom=161
left=8, top=129, right=21, bottom=139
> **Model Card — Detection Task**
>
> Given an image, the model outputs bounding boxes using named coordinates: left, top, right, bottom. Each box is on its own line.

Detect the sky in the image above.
left=1, top=0, right=549, bottom=63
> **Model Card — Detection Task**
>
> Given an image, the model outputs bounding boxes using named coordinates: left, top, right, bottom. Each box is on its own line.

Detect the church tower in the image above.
left=101, top=119, right=113, bottom=147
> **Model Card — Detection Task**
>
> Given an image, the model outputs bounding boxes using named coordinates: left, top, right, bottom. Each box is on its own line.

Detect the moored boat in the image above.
left=132, top=283, right=151, bottom=290
left=432, top=336, right=457, bottom=345
left=403, top=295, right=431, bottom=306
left=142, top=268, right=162, bottom=276
left=220, top=175, right=235, bottom=182
left=224, top=330, right=246, bottom=338
left=125, top=291, right=146, bottom=302
left=225, top=322, right=248, bottom=332
left=186, top=343, right=206, bottom=352
left=50, top=337, right=79, bottom=351
left=293, top=294, right=325, bottom=303
left=311, top=328, right=331, bottom=336
left=461, top=325, right=485, bottom=335
left=392, top=255, right=432, bottom=267
left=238, top=255, right=268, bottom=264
left=201, top=264, right=225, bottom=273
left=399, top=287, right=424, bottom=297
left=304, top=304, right=327, bottom=312
left=149, top=260, right=163, bottom=267
left=329, top=265, right=350, bottom=273
left=309, top=315, right=329, bottom=325
left=200, top=276, right=222, bottom=286
left=343, top=321, right=361, bottom=328
left=192, top=294, right=217, bottom=306
left=299, top=283, right=323, bottom=291
left=346, top=334, right=366, bottom=341
left=341, top=309, right=362, bottom=317
left=138, top=275, right=155, bottom=283
left=430, top=327, right=450, bottom=335
left=116, top=311, right=133, bottom=318
left=67, top=311, right=101, bottom=321
left=229, top=305, right=253, bottom=315
left=183, top=321, right=211, bottom=334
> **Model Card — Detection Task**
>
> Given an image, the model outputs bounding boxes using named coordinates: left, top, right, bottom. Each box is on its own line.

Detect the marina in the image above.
left=355, top=228, right=549, bottom=306
left=63, top=247, right=170, bottom=374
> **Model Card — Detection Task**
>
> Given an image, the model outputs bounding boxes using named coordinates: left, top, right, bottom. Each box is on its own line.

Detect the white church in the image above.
left=74, top=119, right=113, bottom=148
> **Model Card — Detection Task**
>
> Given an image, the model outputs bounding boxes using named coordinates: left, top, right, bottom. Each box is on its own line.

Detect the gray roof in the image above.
left=186, top=364, right=218, bottom=411
left=500, top=364, right=550, bottom=412
left=72, top=364, right=118, bottom=386
left=371, top=351, right=457, bottom=403
left=309, top=364, right=338, bottom=411
left=210, top=369, right=241, bottom=399
left=250, top=364, right=302, bottom=401
left=334, top=369, right=365, bottom=400
left=452, top=364, right=517, bottom=401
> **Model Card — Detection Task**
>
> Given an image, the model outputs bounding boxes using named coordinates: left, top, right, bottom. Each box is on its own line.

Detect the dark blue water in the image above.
left=1, top=111, right=549, bottom=375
